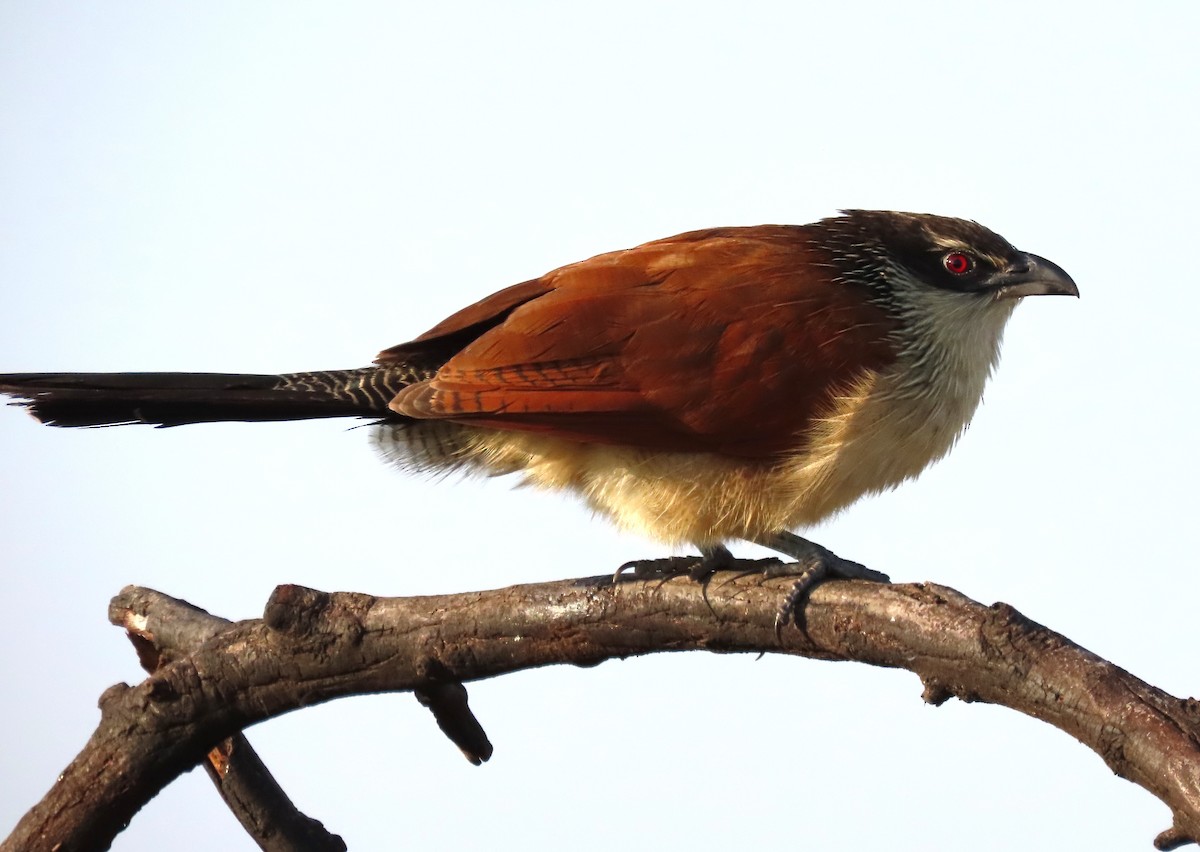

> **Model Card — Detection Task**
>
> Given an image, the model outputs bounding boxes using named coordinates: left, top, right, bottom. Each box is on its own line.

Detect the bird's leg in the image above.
left=752, top=531, right=890, bottom=634
left=612, top=544, right=738, bottom=583
left=689, top=544, right=736, bottom=580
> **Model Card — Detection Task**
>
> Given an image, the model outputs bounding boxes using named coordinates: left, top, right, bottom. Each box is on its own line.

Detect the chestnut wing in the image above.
left=387, top=228, right=895, bottom=459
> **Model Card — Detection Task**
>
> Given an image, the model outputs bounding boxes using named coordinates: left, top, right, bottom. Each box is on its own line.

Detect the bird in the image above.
left=0, top=210, right=1077, bottom=618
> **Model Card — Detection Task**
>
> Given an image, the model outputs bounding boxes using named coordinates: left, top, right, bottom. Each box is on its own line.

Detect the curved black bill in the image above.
left=992, top=253, right=1079, bottom=300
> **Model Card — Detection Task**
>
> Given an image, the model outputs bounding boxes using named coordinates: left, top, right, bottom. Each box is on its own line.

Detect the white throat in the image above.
left=889, top=282, right=1018, bottom=406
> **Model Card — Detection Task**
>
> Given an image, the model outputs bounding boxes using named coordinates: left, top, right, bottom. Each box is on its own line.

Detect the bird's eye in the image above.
left=943, top=252, right=974, bottom=275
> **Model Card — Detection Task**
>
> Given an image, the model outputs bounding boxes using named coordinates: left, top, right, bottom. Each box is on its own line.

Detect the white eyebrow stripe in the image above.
left=925, top=235, right=1011, bottom=268
left=928, top=235, right=975, bottom=252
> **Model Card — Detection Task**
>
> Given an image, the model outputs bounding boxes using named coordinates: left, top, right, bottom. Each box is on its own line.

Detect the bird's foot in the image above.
left=613, top=544, right=739, bottom=583
left=755, top=531, right=890, bottom=638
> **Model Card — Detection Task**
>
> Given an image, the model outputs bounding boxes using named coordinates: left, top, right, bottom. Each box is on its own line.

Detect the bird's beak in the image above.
left=990, top=253, right=1080, bottom=300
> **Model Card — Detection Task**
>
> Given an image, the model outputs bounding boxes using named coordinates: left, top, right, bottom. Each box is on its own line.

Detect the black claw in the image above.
left=773, top=564, right=828, bottom=639
left=612, top=555, right=702, bottom=583
left=614, top=534, right=887, bottom=641
left=754, top=531, right=890, bottom=639
left=613, top=545, right=735, bottom=585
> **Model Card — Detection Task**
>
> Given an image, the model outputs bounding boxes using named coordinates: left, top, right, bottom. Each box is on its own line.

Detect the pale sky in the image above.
left=2, top=3, right=1198, bottom=850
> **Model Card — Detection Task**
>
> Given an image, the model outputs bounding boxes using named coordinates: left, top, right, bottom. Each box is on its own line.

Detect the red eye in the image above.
left=943, top=252, right=974, bottom=275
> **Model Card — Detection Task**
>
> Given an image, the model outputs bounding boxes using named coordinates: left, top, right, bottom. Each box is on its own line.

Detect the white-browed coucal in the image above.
left=0, top=210, right=1078, bottom=609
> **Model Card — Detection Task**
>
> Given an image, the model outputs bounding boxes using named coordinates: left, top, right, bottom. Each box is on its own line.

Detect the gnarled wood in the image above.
left=3, top=572, right=1198, bottom=851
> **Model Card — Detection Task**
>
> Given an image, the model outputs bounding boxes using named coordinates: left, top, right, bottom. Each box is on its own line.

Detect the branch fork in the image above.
left=3, top=570, right=1198, bottom=851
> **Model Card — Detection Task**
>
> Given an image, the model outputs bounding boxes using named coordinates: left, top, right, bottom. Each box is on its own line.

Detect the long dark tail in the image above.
left=0, top=366, right=425, bottom=427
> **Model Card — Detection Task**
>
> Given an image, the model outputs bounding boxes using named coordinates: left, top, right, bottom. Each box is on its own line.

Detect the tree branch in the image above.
left=115, top=589, right=347, bottom=852
left=4, top=571, right=1199, bottom=851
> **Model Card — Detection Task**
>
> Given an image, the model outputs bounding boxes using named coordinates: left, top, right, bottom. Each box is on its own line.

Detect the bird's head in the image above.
left=817, top=209, right=1079, bottom=305
left=795, top=209, right=1079, bottom=404
left=812, top=210, right=1078, bottom=374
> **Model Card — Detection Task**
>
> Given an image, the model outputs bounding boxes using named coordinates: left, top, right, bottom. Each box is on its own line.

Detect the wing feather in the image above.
left=388, top=227, right=896, bottom=458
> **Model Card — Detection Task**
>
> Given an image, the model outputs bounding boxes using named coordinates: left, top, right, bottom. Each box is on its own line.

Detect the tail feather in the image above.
left=0, top=366, right=423, bottom=427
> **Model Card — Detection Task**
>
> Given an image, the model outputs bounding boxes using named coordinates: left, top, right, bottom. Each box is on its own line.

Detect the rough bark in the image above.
left=3, top=572, right=1198, bottom=851
left=120, top=593, right=346, bottom=851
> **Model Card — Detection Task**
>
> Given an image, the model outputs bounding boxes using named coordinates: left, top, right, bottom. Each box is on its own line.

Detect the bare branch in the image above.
left=113, top=587, right=347, bottom=852
left=4, top=572, right=1199, bottom=851
left=413, top=681, right=493, bottom=765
